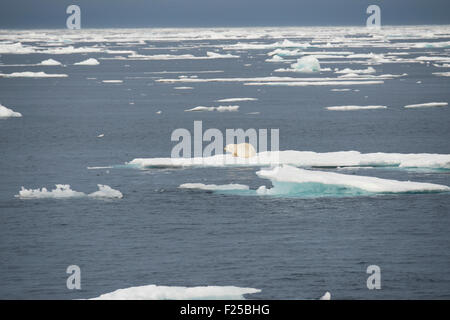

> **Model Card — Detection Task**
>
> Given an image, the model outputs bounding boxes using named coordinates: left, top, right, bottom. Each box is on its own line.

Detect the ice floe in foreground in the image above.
left=255, top=165, right=450, bottom=195
left=90, top=285, right=261, bottom=300
left=16, top=184, right=123, bottom=199
left=404, top=102, right=448, bottom=109
left=0, top=104, right=22, bottom=118
left=128, top=150, right=450, bottom=170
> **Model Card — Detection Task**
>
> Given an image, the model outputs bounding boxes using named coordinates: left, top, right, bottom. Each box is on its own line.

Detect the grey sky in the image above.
left=0, top=0, right=449, bottom=29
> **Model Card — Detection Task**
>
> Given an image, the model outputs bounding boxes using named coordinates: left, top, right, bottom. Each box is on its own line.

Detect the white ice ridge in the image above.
left=0, top=104, right=22, bottom=118
left=215, top=98, right=258, bottom=102
left=256, top=165, right=450, bottom=194
left=179, top=183, right=249, bottom=191
left=90, top=285, right=261, bottom=300
left=0, top=71, right=68, bottom=78
left=128, top=150, right=450, bottom=170
left=326, top=105, right=387, bottom=111
left=185, top=105, right=239, bottom=112
left=74, top=58, right=100, bottom=65
left=404, top=102, right=448, bottom=109
left=16, top=184, right=123, bottom=199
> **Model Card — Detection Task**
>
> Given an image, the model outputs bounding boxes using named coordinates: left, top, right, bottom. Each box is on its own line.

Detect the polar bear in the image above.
left=224, top=143, right=256, bottom=158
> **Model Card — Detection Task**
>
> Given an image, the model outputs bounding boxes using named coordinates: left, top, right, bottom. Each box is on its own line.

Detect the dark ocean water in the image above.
left=0, top=27, right=450, bottom=299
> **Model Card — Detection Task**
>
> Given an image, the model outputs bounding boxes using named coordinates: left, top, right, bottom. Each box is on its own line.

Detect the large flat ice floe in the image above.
left=255, top=165, right=450, bottom=196
left=74, top=58, right=100, bottom=65
left=90, top=285, right=261, bottom=300
left=0, top=71, right=68, bottom=78
left=185, top=105, right=239, bottom=112
left=0, top=104, right=22, bottom=118
left=404, top=102, right=448, bottom=109
left=128, top=150, right=450, bottom=170
left=16, top=184, right=123, bottom=199
left=326, top=105, right=387, bottom=111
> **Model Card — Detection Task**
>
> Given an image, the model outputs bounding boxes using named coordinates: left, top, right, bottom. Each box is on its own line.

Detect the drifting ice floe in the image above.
left=326, top=105, right=387, bottom=111
left=16, top=184, right=123, bottom=199
left=185, top=105, right=239, bottom=112
left=320, top=292, right=331, bottom=300
left=174, top=86, right=194, bottom=90
left=39, top=59, right=62, bottom=66
left=128, top=150, right=450, bottom=170
left=102, top=80, right=123, bottom=83
left=335, top=67, right=375, bottom=74
left=433, top=72, right=450, bottom=77
left=179, top=183, right=250, bottom=191
left=404, top=102, right=448, bottom=109
left=0, top=104, right=22, bottom=118
left=290, top=56, right=321, bottom=73
left=91, top=285, right=261, bottom=300
left=74, top=58, right=100, bottom=65
left=254, top=165, right=450, bottom=196
left=215, top=98, right=257, bottom=102
left=0, top=71, right=68, bottom=78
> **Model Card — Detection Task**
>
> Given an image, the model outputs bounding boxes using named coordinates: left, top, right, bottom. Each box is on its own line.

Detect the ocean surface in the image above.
left=0, top=26, right=450, bottom=299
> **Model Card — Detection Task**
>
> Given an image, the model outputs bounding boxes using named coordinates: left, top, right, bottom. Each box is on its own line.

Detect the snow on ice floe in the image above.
left=404, top=102, right=448, bottom=109
left=39, top=59, right=62, bottom=66
left=16, top=184, right=123, bottom=199
left=0, top=71, right=68, bottom=78
left=179, top=183, right=250, bottom=191
left=185, top=105, right=239, bottom=112
left=433, top=72, right=450, bottom=77
left=215, top=98, right=257, bottom=102
left=74, top=58, right=100, bottom=65
left=255, top=165, right=450, bottom=196
left=125, top=51, right=238, bottom=60
left=90, top=285, right=261, bottom=300
left=128, top=150, right=450, bottom=170
left=285, top=56, right=321, bottom=73
left=326, top=105, right=387, bottom=111
left=0, top=104, right=22, bottom=118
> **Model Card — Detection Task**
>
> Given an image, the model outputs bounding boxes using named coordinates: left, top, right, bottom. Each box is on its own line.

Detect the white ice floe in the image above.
left=255, top=165, right=450, bottom=195
left=326, top=105, right=387, bottom=111
left=39, top=58, right=62, bottom=66
left=265, top=55, right=284, bottom=62
left=433, top=72, right=450, bottom=77
left=185, top=105, right=239, bottom=112
left=267, top=48, right=303, bottom=56
left=330, top=88, right=351, bottom=92
left=179, top=183, right=250, bottom=191
left=0, top=71, right=68, bottom=78
left=215, top=98, right=258, bottom=102
left=320, top=292, right=331, bottom=300
left=90, top=285, right=261, bottom=300
left=404, top=102, right=448, bottom=109
left=16, top=184, right=123, bottom=199
left=335, top=67, right=376, bottom=74
left=290, top=56, right=321, bottom=73
left=128, top=150, right=450, bottom=170
left=174, top=86, right=194, bottom=90
left=102, top=80, right=123, bottom=83
left=127, top=51, right=238, bottom=60
left=74, top=58, right=100, bottom=65
left=0, top=104, right=22, bottom=118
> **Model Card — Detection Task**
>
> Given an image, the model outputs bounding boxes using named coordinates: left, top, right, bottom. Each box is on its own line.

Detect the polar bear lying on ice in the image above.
left=224, top=143, right=256, bottom=158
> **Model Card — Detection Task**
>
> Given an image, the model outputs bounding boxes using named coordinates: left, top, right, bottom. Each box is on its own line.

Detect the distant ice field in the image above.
left=1, top=25, right=450, bottom=299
